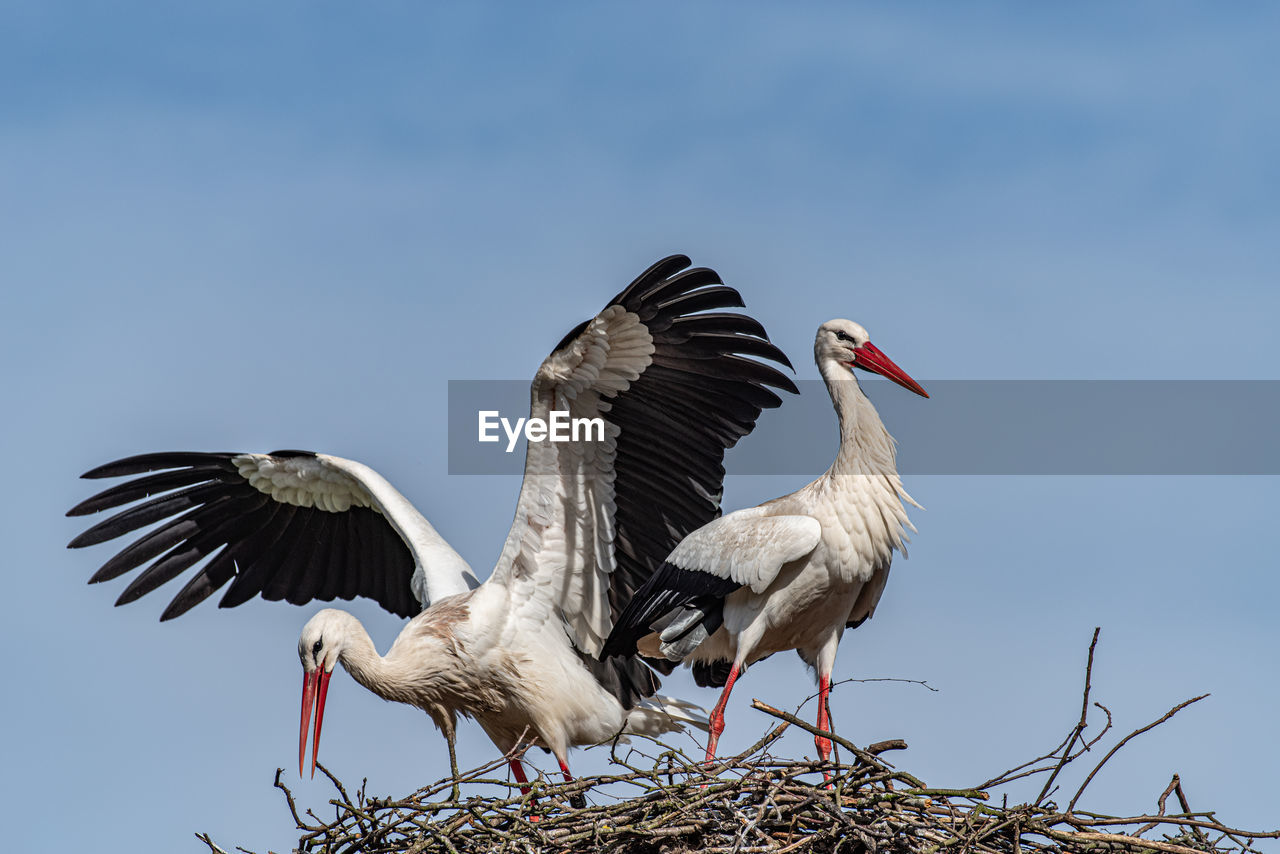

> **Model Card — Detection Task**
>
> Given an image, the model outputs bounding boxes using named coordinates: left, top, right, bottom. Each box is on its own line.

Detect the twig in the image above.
left=1066, top=694, right=1209, bottom=812
left=1035, top=627, right=1100, bottom=805
left=749, top=699, right=926, bottom=788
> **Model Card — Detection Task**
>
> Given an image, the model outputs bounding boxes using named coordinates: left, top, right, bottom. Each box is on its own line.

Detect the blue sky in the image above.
left=4, top=4, right=1278, bottom=851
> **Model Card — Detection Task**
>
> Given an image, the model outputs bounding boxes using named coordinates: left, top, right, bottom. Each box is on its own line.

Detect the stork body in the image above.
left=604, top=319, right=928, bottom=764
left=68, top=256, right=795, bottom=799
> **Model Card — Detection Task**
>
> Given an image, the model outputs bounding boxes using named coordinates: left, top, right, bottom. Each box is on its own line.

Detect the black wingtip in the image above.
left=79, top=452, right=242, bottom=480
left=67, top=529, right=103, bottom=549
left=614, top=254, right=695, bottom=308
left=88, top=564, right=118, bottom=584
left=160, top=573, right=221, bottom=622
left=159, top=593, right=196, bottom=622
left=66, top=493, right=121, bottom=517
left=79, top=454, right=181, bottom=480
left=644, top=254, right=693, bottom=279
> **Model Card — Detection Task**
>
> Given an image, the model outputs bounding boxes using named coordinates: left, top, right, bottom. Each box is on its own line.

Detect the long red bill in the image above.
left=311, top=669, right=331, bottom=778
left=299, top=668, right=333, bottom=778
left=851, top=342, right=929, bottom=398
left=299, top=670, right=316, bottom=777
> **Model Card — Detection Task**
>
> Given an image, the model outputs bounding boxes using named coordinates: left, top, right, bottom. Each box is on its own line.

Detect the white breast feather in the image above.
left=819, top=473, right=916, bottom=583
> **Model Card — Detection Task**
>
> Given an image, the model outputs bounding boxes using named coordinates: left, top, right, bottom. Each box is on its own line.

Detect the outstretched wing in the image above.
left=67, top=451, right=478, bottom=620
left=603, top=508, right=822, bottom=659
left=489, top=254, right=796, bottom=706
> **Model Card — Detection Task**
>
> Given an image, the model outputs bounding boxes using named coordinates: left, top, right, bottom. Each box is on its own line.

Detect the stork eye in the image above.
left=312, top=640, right=323, bottom=656
left=835, top=331, right=856, bottom=344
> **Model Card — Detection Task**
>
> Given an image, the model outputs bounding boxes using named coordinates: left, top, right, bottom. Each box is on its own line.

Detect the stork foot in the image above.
left=558, top=759, right=585, bottom=809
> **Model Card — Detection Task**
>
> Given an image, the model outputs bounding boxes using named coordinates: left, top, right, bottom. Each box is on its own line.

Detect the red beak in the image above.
left=850, top=342, right=929, bottom=398
left=299, top=667, right=332, bottom=778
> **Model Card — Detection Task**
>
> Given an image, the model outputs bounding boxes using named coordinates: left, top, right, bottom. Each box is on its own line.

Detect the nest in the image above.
left=199, top=632, right=1277, bottom=854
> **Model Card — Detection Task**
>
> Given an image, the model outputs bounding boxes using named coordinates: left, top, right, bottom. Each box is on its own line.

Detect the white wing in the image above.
left=68, top=450, right=477, bottom=619
left=602, top=507, right=821, bottom=659
left=666, top=508, right=822, bottom=593
left=487, top=255, right=796, bottom=669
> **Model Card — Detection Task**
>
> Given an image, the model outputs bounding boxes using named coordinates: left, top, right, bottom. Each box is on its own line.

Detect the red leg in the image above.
left=509, top=758, right=532, bottom=797
left=704, top=663, right=742, bottom=763
left=510, top=758, right=541, bottom=820
left=815, top=673, right=835, bottom=784
left=815, top=673, right=833, bottom=762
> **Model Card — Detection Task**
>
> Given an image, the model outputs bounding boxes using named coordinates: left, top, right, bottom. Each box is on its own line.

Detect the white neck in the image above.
left=817, top=357, right=899, bottom=478
left=813, top=356, right=920, bottom=560
left=328, top=618, right=390, bottom=696
left=328, top=612, right=480, bottom=732
left=325, top=616, right=430, bottom=706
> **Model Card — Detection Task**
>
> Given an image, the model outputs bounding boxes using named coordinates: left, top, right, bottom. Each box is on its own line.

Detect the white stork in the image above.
left=67, top=255, right=796, bottom=804
left=603, top=319, right=927, bottom=766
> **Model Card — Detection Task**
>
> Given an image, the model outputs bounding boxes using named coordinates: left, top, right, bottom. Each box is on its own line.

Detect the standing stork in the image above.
left=603, top=319, right=927, bottom=766
left=66, top=255, right=796, bottom=803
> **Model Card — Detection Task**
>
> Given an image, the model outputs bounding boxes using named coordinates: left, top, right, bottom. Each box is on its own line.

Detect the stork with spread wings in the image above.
left=68, top=255, right=796, bottom=802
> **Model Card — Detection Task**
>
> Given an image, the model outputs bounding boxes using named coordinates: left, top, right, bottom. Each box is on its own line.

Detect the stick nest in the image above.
left=200, top=631, right=1277, bottom=854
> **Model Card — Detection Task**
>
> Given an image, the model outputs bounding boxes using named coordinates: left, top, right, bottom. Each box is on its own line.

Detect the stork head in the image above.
left=297, top=608, right=355, bottom=778
left=815, top=319, right=928, bottom=398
